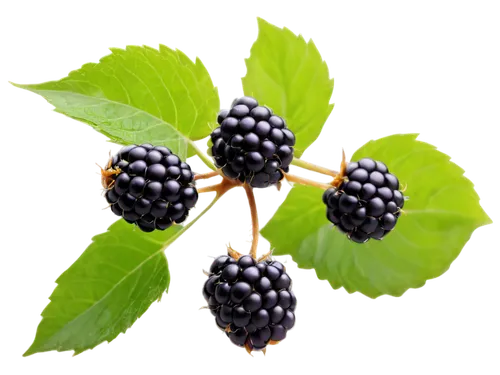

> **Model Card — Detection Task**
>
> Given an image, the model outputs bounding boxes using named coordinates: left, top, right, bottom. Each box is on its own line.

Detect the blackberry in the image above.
left=208, top=96, right=296, bottom=188
left=101, top=144, right=198, bottom=232
left=203, top=254, right=296, bottom=352
left=323, top=158, right=405, bottom=243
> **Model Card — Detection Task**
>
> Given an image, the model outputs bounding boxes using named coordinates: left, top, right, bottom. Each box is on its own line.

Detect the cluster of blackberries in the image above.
left=323, top=158, right=405, bottom=243
left=102, top=144, right=198, bottom=232
left=208, top=96, right=296, bottom=188
left=203, top=254, right=296, bottom=352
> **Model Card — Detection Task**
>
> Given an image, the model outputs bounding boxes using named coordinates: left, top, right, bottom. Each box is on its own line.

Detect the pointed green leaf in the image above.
left=242, top=18, right=334, bottom=157
left=24, top=220, right=182, bottom=356
left=12, top=45, right=220, bottom=159
left=262, top=134, right=491, bottom=298
left=24, top=175, right=218, bottom=356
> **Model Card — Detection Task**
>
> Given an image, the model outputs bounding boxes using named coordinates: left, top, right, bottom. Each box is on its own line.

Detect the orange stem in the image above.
left=194, top=170, right=220, bottom=181
left=244, top=184, right=259, bottom=259
left=284, top=173, right=332, bottom=190
left=198, top=177, right=240, bottom=195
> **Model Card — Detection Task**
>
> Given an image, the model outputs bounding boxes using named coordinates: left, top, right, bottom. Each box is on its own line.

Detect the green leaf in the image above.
left=24, top=220, right=181, bottom=356
left=262, top=134, right=492, bottom=298
left=12, top=45, right=219, bottom=160
left=25, top=184, right=219, bottom=356
left=242, top=18, right=334, bottom=157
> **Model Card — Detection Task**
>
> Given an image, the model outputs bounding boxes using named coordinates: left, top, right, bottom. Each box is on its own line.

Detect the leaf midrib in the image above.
left=17, top=87, right=192, bottom=142
left=404, top=208, right=486, bottom=223
left=249, top=41, right=335, bottom=154
left=32, top=248, right=165, bottom=352
left=42, top=196, right=220, bottom=352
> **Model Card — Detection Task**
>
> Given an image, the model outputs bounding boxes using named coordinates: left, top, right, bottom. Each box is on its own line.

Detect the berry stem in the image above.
left=197, top=177, right=241, bottom=194
left=189, top=140, right=216, bottom=171
left=291, top=157, right=339, bottom=177
left=284, top=173, right=333, bottom=190
left=194, top=170, right=221, bottom=181
left=244, top=184, right=259, bottom=260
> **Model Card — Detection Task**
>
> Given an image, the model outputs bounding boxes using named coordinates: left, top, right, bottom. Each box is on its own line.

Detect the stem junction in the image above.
left=197, top=177, right=241, bottom=195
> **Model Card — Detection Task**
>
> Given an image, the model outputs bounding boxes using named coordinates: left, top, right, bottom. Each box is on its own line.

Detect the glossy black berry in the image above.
left=101, top=144, right=198, bottom=232
left=323, top=157, right=405, bottom=242
left=203, top=254, right=296, bottom=352
left=209, top=96, right=295, bottom=188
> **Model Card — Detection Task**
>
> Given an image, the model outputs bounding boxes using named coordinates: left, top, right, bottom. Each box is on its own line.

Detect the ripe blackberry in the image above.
left=323, top=158, right=405, bottom=243
left=203, top=254, right=296, bottom=352
left=100, top=144, right=198, bottom=232
left=208, top=96, right=296, bottom=188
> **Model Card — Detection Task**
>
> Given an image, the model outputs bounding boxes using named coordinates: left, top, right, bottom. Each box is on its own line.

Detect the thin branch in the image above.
left=169, top=189, right=229, bottom=251
left=244, top=184, right=259, bottom=259
left=176, top=191, right=226, bottom=235
left=291, top=157, right=339, bottom=177
left=195, top=170, right=220, bottom=181
left=284, top=173, right=332, bottom=190
left=197, top=177, right=243, bottom=195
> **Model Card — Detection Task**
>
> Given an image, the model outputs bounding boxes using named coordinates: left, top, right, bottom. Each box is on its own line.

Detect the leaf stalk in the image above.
left=244, top=185, right=259, bottom=259
left=197, top=177, right=241, bottom=194
left=291, top=157, right=339, bottom=177
left=194, top=170, right=221, bottom=181
left=284, top=173, right=333, bottom=190
left=189, top=140, right=216, bottom=171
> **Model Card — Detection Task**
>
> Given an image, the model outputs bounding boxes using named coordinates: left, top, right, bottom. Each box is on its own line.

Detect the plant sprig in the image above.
left=13, top=18, right=491, bottom=357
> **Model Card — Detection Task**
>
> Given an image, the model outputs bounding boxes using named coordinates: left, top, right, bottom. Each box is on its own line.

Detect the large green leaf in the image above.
left=242, top=18, right=334, bottom=157
left=262, top=134, right=492, bottom=298
left=24, top=220, right=182, bottom=356
left=12, top=45, right=220, bottom=159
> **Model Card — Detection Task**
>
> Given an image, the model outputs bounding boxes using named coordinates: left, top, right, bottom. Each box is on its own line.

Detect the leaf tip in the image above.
left=255, top=15, right=286, bottom=37
left=7, top=80, right=28, bottom=92
left=482, top=210, right=497, bottom=229
left=255, top=13, right=269, bottom=30
left=21, top=341, right=40, bottom=359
